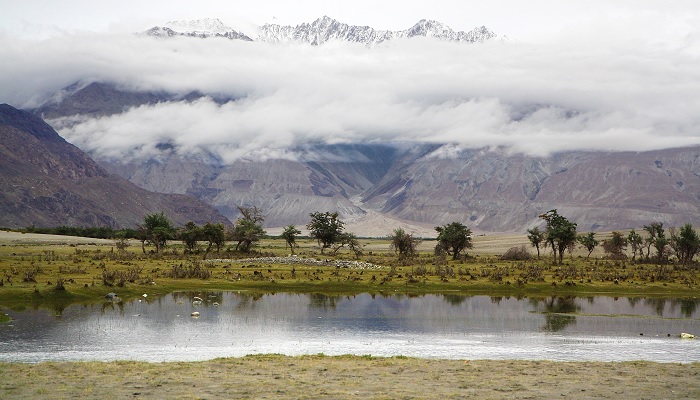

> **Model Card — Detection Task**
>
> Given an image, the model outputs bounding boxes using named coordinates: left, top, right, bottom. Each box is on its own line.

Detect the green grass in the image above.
left=0, top=236, right=698, bottom=315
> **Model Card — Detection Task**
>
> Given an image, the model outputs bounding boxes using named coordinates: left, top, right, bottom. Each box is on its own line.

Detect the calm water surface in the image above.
left=1, top=292, right=698, bottom=363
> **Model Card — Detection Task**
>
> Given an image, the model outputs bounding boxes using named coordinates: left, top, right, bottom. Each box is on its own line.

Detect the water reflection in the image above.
left=1, top=293, right=698, bottom=363
left=309, top=293, right=340, bottom=309
left=532, top=296, right=581, bottom=332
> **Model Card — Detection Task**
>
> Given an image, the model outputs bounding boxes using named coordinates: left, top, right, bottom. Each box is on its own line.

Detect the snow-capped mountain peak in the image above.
left=141, top=18, right=253, bottom=41
left=165, top=18, right=232, bottom=35
left=141, top=16, right=499, bottom=46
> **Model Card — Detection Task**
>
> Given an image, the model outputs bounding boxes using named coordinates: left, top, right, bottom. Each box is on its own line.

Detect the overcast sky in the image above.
left=1, top=0, right=699, bottom=160
left=3, top=0, right=698, bottom=41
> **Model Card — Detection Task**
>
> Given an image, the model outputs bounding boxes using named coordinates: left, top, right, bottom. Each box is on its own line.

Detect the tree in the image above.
left=228, top=206, right=266, bottom=252
left=643, top=223, right=668, bottom=262
left=201, top=222, right=225, bottom=253
left=389, top=228, right=421, bottom=262
left=577, top=232, right=599, bottom=260
left=670, top=224, right=700, bottom=265
left=114, top=232, right=130, bottom=253
left=602, top=231, right=627, bottom=260
left=539, top=210, right=577, bottom=265
left=627, top=230, right=643, bottom=261
left=280, top=225, right=302, bottom=254
left=527, top=227, right=545, bottom=259
left=306, top=212, right=345, bottom=254
left=333, top=232, right=363, bottom=258
left=179, top=222, right=202, bottom=253
left=434, top=222, right=473, bottom=260
left=141, top=212, right=176, bottom=253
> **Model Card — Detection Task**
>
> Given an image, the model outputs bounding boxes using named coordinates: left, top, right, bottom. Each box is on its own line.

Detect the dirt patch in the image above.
left=0, top=231, right=114, bottom=245
left=1, top=355, right=697, bottom=399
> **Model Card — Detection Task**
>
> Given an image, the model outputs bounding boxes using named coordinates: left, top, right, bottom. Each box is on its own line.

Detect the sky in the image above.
left=1, top=0, right=700, bottom=160
left=2, top=0, right=698, bottom=41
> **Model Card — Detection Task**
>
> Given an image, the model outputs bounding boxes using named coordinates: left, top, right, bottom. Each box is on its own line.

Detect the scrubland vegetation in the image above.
left=0, top=226, right=697, bottom=312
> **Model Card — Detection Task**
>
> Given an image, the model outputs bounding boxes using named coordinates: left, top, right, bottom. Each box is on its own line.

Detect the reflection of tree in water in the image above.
left=308, top=293, right=340, bottom=309
left=654, top=298, right=699, bottom=318
left=536, top=296, right=580, bottom=332
left=644, top=298, right=667, bottom=317
left=234, top=292, right=265, bottom=310
left=100, top=300, right=125, bottom=315
left=639, top=298, right=699, bottom=318
left=627, top=297, right=641, bottom=308
left=443, top=294, right=471, bottom=306
left=52, top=303, right=66, bottom=318
left=677, top=299, right=698, bottom=317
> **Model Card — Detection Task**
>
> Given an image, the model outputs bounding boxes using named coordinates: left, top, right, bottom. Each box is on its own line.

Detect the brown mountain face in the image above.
left=0, top=104, right=231, bottom=229
left=362, top=147, right=700, bottom=232
left=31, top=82, right=700, bottom=234
left=97, top=143, right=700, bottom=233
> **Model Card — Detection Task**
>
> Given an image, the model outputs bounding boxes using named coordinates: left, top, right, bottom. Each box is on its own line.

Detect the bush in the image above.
left=501, top=245, right=533, bottom=261
left=165, top=262, right=211, bottom=279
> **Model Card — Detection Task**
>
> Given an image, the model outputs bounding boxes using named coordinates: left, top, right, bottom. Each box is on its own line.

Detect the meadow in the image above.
left=0, top=230, right=697, bottom=311
left=1, top=231, right=699, bottom=399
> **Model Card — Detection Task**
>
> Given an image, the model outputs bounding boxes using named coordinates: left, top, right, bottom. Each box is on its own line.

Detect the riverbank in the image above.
left=1, top=355, right=698, bottom=399
left=1, top=231, right=698, bottom=310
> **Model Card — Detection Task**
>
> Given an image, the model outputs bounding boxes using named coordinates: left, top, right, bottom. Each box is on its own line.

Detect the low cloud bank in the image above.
left=2, top=28, right=700, bottom=161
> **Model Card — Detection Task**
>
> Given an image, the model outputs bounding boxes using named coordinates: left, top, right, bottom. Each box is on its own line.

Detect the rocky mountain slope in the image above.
left=0, top=104, right=230, bottom=229
left=97, top=142, right=700, bottom=234
left=30, top=82, right=700, bottom=234
left=257, top=16, right=497, bottom=45
left=142, top=16, right=498, bottom=46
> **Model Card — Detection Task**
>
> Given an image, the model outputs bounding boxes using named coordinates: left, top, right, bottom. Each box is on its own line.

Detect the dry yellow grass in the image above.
left=1, top=355, right=698, bottom=399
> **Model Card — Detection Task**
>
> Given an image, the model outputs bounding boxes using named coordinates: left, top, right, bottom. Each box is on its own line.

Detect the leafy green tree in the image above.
left=333, top=232, right=363, bottom=258
left=539, top=210, right=577, bottom=265
left=307, top=212, right=345, bottom=254
left=179, top=222, right=202, bottom=253
left=141, top=212, right=176, bottom=253
left=577, top=232, right=599, bottom=260
left=434, top=222, right=473, bottom=260
left=627, top=230, right=643, bottom=261
left=643, top=222, right=668, bottom=262
left=229, top=206, right=266, bottom=252
left=527, top=227, right=545, bottom=259
left=389, top=228, right=421, bottom=262
left=670, top=224, right=700, bottom=265
left=281, top=225, right=302, bottom=254
left=202, top=222, right=225, bottom=253
left=602, top=231, right=627, bottom=260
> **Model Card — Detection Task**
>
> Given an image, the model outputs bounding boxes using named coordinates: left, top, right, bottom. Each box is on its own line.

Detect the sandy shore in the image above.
left=1, top=355, right=698, bottom=399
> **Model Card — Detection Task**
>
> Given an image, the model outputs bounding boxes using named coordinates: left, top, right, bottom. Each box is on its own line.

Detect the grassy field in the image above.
left=0, top=230, right=697, bottom=313
left=1, top=231, right=698, bottom=399
left=1, top=355, right=698, bottom=399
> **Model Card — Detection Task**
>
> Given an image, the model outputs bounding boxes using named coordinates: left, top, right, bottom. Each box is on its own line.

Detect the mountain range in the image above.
left=141, top=16, right=499, bottom=46
left=30, top=81, right=700, bottom=235
left=6, top=17, right=699, bottom=236
left=0, top=104, right=230, bottom=229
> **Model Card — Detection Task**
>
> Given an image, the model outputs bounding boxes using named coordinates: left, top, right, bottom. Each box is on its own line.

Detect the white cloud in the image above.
left=1, top=24, right=700, bottom=161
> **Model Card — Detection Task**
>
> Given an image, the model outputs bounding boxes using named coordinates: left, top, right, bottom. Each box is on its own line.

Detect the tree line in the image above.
left=526, top=210, right=700, bottom=265
left=14, top=207, right=700, bottom=265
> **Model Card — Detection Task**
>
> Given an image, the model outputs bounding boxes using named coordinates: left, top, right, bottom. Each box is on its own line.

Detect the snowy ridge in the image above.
left=141, top=16, right=499, bottom=45
left=142, top=18, right=253, bottom=41
left=259, top=16, right=498, bottom=45
left=165, top=18, right=233, bottom=34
